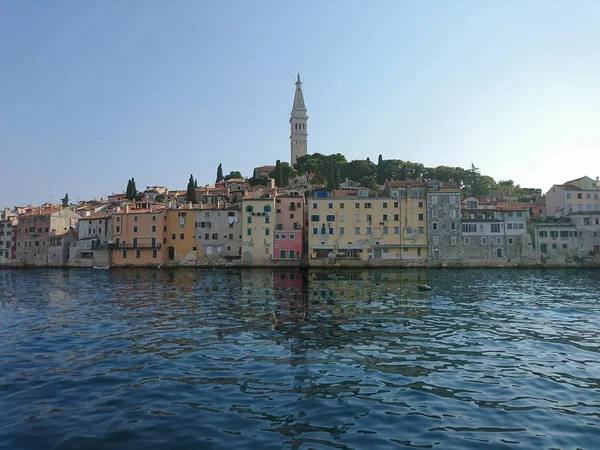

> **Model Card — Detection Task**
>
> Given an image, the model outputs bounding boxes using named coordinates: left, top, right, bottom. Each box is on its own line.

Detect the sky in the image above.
left=1, top=0, right=599, bottom=206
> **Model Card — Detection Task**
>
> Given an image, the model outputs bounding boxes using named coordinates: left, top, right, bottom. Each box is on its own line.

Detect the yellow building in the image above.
left=165, top=206, right=200, bottom=262
left=241, top=188, right=276, bottom=265
left=308, top=186, right=427, bottom=263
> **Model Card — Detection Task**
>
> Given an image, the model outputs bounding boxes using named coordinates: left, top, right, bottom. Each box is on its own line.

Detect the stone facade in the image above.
left=0, top=208, right=17, bottom=263
left=427, top=182, right=462, bottom=263
left=15, top=207, right=79, bottom=266
left=241, top=191, right=277, bottom=265
left=195, top=204, right=242, bottom=259
left=70, top=211, right=113, bottom=267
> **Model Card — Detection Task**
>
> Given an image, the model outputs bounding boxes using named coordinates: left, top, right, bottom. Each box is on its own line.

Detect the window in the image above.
left=312, top=203, right=318, bottom=209
left=245, top=205, right=254, bottom=212
left=481, top=237, right=488, bottom=244
left=418, top=214, right=423, bottom=221
left=355, top=227, right=360, bottom=234
left=339, top=214, right=345, bottom=222
left=122, top=250, right=127, bottom=258
left=418, top=201, right=423, bottom=208
left=116, top=226, right=120, bottom=233
left=339, top=227, right=345, bottom=235
left=117, top=216, right=121, bottom=222
left=562, top=244, right=568, bottom=249
left=247, top=229, right=252, bottom=236
left=289, top=234, right=295, bottom=239
left=491, top=224, right=501, bottom=233
left=164, top=226, right=167, bottom=232
left=133, top=225, right=138, bottom=232
left=328, top=203, right=333, bottom=209
left=340, top=202, right=345, bottom=209
left=539, top=230, right=547, bottom=237
left=134, top=216, right=138, bottom=221
left=566, top=193, right=571, bottom=199
left=152, top=249, right=157, bottom=258
left=432, top=222, right=438, bottom=230
left=180, top=233, right=184, bottom=240
left=136, top=250, right=141, bottom=259
left=508, top=238, right=514, bottom=244
left=432, top=210, right=438, bottom=218
left=383, top=214, right=388, bottom=221
left=329, top=228, right=334, bottom=235
left=354, top=214, right=360, bottom=222
left=406, top=227, right=412, bottom=234
left=394, top=202, right=399, bottom=208
left=462, top=224, right=477, bottom=233
left=383, top=227, right=389, bottom=234
left=449, top=196, right=456, bottom=204
left=263, top=205, right=271, bottom=212
left=366, top=227, right=372, bottom=234
left=275, top=233, right=280, bottom=239
left=171, top=233, right=176, bottom=240
left=365, top=202, right=372, bottom=208
left=153, top=216, right=156, bottom=221
left=355, top=203, right=360, bottom=209
left=204, top=233, right=209, bottom=240
left=265, top=217, right=270, bottom=224
left=326, top=215, right=335, bottom=222
left=229, top=233, right=233, bottom=239
left=419, top=227, right=424, bottom=234
left=247, top=217, right=252, bottom=224
left=265, top=229, right=270, bottom=236
left=433, top=236, right=439, bottom=244
left=394, top=214, right=399, bottom=221
left=450, top=210, right=456, bottom=219
left=451, top=236, right=456, bottom=245
left=383, top=202, right=388, bottom=208
left=152, top=225, right=156, bottom=232
left=163, top=237, right=167, bottom=244
left=464, top=237, right=470, bottom=244
left=507, top=223, right=513, bottom=229
left=313, top=228, right=318, bottom=235
left=311, top=215, right=320, bottom=222
left=290, top=214, right=294, bottom=219
left=366, top=214, right=372, bottom=221
left=431, top=196, right=438, bottom=205
left=496, top=237, right=501, bottom=244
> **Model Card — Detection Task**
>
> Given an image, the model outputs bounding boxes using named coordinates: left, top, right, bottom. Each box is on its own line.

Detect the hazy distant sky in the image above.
left=1, top=1, right=599, bottom=206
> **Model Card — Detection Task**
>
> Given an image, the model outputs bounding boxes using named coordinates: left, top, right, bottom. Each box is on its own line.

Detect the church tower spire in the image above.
left=290, top=73, right=308, bottom=165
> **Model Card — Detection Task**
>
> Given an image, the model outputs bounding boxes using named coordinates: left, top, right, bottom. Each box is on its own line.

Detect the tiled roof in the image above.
left=112, top=207, right=166, bottom=215
left=496, top=203, right=529, bottom=211
left=83, top=211, right=112, bottom=219
left=21, top=207, right=62, bottom=217
left=387, top=180, right=426, bottom=187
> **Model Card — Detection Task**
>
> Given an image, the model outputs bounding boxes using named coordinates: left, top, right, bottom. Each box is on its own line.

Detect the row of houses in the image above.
left=1, top=176, right=599, bottom=268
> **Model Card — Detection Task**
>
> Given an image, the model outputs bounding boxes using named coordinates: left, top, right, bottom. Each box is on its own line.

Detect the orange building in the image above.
left=165, top=206, right=200, bottom=262
left=111, top=205, right=166, bottom=266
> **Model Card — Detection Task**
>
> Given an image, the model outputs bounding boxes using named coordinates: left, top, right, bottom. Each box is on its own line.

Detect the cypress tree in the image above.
left=216, top=163, right=224, bottom=182
left=186, top=174, right=196, bottom=203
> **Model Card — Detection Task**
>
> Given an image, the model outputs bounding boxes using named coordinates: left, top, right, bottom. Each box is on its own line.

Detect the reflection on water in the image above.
left=1, top=268, right=600, bottom=449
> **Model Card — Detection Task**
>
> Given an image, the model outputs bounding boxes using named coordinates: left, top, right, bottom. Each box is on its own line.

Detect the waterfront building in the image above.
left=273, top=191, right=305, bottom=260
left=165, top=205, right=200, bottom=262
left=290, top=73, right=308, bottom=165
left=0, top=208, right=18, bottom=263
left=426, top=181, right=462, bottom=263
left=307, top=186, right=426, bottom=263
left=111, top=205, right=166, bottom=266
left=195, top=203, right=242, bottom=259
left=241, top=188, right=277, bottom=264
left=70, top=211, right=112, bottom=267
left=545, top=176, right=600, bottom=217
left=15, top=206, right=79, bottom=265
left=531, top=213, right=600, bottom=260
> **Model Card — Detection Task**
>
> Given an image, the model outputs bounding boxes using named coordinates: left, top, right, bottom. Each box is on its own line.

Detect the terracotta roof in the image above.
left=496, top=203, right=529, bottom=211
left=569, top=211, right=600, bottom=215
left=223, top=178, right=246, bottom=183
left=21, top=207, right=62, bottom=217
left=331, top=190, right=354, bottom=197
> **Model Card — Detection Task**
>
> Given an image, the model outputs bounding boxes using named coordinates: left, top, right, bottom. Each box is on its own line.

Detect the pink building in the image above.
left=273, top=193, right=304, bottom=259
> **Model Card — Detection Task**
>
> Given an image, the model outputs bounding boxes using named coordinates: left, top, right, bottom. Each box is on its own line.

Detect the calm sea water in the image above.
left=1, top=268, right=599, bottom=450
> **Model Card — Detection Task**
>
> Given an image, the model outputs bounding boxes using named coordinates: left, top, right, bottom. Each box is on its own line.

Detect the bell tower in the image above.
left=290, top=73, right=308, bottom=165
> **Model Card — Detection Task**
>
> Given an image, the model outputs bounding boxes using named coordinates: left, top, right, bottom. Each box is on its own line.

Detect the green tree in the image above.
left=224, top=171, right=243, bottom=181
left=270, top=161, right=297, bottom=187
left=186, top=174, right=196, bottom=203
left=61, top=193, right=69, bottom=207
left=376, top=154, right=385, bottom=184
left=155, top=194, right=165, bottom=203
left=341, top=159, right=376, bottom=182
left=248, top=177, right=269, bottom=187
left=126, top=177, right=137, bottom=200
left=216, top=163, right=224, bottom=182
left=360, top=175, right=378, bottom=190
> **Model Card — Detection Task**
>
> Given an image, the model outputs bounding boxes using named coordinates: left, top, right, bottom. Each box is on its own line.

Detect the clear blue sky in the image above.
left=1, top=1, right=599, bottom=206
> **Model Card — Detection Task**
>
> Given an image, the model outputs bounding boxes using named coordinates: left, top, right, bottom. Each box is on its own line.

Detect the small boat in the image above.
left=417, top=284, right=432, bottom=291
left=93, top=265, right=109, bottom=270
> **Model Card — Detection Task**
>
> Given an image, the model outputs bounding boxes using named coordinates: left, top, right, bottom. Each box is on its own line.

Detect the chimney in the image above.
left=168, top=201, right=173, bottom=209
left=124, top=204, right=130, bottom=214
left=188, top=202, right=192, bottom=209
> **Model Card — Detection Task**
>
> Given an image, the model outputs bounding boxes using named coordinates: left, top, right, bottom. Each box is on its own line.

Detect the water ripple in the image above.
left=0, top=268, right=599, bottom=449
